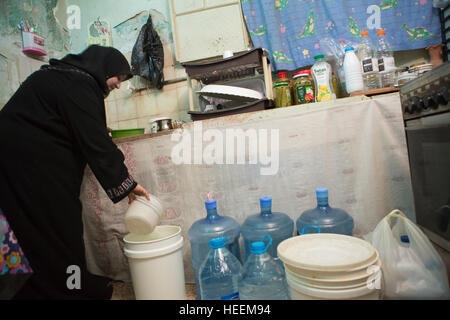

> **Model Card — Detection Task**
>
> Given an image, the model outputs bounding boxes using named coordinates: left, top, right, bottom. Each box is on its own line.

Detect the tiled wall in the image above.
left=104, top=75, right=192, bottom=132
left=102, top=36, right=196, bottom=131
left=104, top=48, right=193, bottom=131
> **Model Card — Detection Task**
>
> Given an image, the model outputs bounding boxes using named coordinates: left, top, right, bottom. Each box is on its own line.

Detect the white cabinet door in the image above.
left=169, top=0, right=249, bottom=63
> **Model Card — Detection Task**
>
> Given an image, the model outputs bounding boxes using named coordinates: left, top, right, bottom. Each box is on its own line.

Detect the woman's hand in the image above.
left=128, top=184, right=150, bottom=204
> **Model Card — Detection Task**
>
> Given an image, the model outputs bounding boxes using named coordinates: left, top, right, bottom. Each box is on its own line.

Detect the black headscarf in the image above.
left=48, top=45, right=133, bottom=96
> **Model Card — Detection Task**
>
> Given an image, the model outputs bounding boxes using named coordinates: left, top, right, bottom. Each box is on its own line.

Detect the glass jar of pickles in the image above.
left=292, top=70, right=315, bottom=105
left=273, top=72, right=292, bottom=108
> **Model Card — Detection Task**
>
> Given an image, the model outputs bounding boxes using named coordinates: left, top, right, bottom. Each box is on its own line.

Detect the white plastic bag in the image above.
left=365, top=210, right=450, bottom=300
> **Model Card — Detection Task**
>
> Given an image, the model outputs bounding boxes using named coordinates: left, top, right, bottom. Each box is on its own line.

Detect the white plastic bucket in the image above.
left=278, top=234, right=378, bottom=273
left=123, top=225, right=186, bottom=300
left=285, top=266, right=382, bottom=290
left=286, top=272, right=381, bottom=300
left=284, top=258, right=382, bottom=283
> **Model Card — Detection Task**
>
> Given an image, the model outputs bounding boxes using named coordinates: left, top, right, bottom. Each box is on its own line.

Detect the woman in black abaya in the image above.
left=0, top=45, right=150, bottom=299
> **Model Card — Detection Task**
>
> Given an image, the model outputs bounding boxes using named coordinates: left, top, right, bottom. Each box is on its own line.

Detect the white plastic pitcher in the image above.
left=124, top=195, right=163, bottom=235
left=123, top=225, right=186, bottom=300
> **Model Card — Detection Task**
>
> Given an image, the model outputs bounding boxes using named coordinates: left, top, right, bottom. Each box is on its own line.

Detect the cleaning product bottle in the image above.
left=188, top=199, right=241, bottom=299
left=199, top=237, right=242, bottom=300
left=311, top=54, right=336, bottom=102
left=343, top=47, right=364, bottom=94
left=296, top=188, right=354, bottom=236
left=376, top=29, right=396, bottom=87
left=238, top=235, right=290, bottom=300
left=359, top=30, right=381, bottom=90
left=241, top=196, right=294, bottom=264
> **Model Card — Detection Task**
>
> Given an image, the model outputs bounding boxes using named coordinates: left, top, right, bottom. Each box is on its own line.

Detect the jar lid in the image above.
left=314, top=54, right=324, bottom=60
left=277, top=72, right=287, bottom=79
left=273, top=82, right=289, bottom=87
left=293, top=70, right=311, bottom=78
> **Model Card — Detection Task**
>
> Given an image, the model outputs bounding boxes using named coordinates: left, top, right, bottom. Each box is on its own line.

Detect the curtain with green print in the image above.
left=241, top=0, right=443, bottom=71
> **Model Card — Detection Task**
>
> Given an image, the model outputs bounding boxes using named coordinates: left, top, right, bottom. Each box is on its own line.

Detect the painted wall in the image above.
left=64, top=0, right=191, bottom=130
left=1, top=0, right=433, bottom=128
left=0, top=0, right=191, bottom=129
left=0, top=0, right=70, bottom=108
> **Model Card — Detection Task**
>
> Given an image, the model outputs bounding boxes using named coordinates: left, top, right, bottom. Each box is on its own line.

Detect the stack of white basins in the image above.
left=278, top=233, right=383, bottom=300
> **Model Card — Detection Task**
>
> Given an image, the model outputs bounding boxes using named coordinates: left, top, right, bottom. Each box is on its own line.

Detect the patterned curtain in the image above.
left=241, top=0, right=443, bottom=71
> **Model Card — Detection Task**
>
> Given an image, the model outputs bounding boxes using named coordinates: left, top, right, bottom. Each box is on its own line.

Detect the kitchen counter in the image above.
left=111, top=281, right=197, bottom=300
left=111, top=95, right=371, bottom=144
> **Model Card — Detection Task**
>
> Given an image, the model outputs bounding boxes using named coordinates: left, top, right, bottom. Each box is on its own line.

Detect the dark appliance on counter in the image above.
left=182, top=47, right=274, bottom=121
left=400, top=61, right=450, bottom=251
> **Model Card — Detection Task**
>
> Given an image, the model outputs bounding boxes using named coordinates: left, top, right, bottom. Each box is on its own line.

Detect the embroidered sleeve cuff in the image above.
left=106, top=175, right=137, bottom=203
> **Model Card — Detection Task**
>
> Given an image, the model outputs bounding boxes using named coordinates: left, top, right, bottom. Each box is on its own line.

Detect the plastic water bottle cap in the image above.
left=205, top=199, right=217, bottom=210
left=260, top=196, right=272, bottom=208
left=345, top=47, right=355, bottom=52
left=208, top=237, right=228, bottom=249
left=250, top=235, right=273, bottom=254
left=400, top=235, right=410, bottom=243
left=316, top=188, right=328, bottom=199
left=250, top=241, right=266, bottom=254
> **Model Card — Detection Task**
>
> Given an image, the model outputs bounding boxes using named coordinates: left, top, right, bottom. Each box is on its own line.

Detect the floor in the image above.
left=110, top=281, right=197, bottom=300
left=109, top=239, right=450, bottom=300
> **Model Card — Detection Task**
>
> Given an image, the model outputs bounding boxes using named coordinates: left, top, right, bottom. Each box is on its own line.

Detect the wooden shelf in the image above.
left=350, top=86, right=398, bottom=97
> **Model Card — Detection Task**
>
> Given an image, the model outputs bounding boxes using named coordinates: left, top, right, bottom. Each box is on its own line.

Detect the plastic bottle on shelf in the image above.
left=337, top=39, right=348, bottom=95
left=311, top=54, right=336, bottom=102
left=238, top=235, right=290, bottom=300
left=343, top=47, right=364, bottom=94
left=241, top=196, right=294, bottom=264
left=296, top=188, right=354, bottom=236
left=359, top=30, right=381, bottom=90
left=331, top=71, right=340, bottom=98
left=188, top=199, right=241, bottom=299
left=199, top=237, right=243, bottom=300
left=376, top=29, right=396, bottom=88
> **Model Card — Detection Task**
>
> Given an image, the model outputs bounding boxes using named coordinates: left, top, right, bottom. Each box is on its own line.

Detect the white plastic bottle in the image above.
left=343, top=47, right=364, bottom=94
left=359, top=30, right=381, bottom=90
left=376, top=29, right=396, bottom=87
left=311, top=54, right=336, bottom=102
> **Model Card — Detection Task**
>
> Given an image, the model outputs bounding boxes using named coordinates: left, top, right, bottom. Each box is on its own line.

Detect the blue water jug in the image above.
left=188, top=199, right=241, bottom=298
left=296, top=188, right=354, bottom=235
left=199, top=237, right=243, bottom=300
left=238, top=235, right=290, bottom=300
left=241, top=197, right=294, bottom=263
